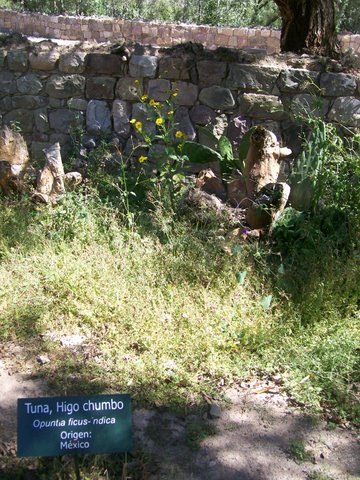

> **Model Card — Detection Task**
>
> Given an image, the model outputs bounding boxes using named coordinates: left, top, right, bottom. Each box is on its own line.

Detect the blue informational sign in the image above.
left=17, top=394, right=132, bottom=457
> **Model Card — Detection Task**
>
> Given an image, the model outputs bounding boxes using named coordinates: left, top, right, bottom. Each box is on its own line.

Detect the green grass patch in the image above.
left=0, top=188, right=359, bottom=424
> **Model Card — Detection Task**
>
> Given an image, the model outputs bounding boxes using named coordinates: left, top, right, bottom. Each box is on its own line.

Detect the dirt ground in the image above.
left=0, top=346, right=359, bottom=480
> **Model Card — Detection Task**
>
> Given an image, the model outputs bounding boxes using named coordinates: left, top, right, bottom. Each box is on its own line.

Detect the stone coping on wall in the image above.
left=0, top=9, right=360, bottom=55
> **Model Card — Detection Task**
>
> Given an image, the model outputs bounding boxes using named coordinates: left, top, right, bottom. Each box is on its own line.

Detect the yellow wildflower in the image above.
left=172, top=92, right=178, bottom=97
left=168, top=110, right=174, bottom=116
left=175, top=130, right=184, bottom=138
left=155, top=117, right=164, bottom=126
left=140, top=94, right=148, bottom=102
left=130, top=118, right=136, bottom=124
left=135, top=121, right=143, bottom=130
left=134, top=79, right=140, bottom=84
left=138, top=155, right=148, bottom=163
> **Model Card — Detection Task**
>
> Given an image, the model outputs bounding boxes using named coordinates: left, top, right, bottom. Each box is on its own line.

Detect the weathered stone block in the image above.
left=31, top=141, right=51, bottom=163
left=86, top=100, right=112, bottom=136
left=112, top=99, right=131, bottom=136
left=226, top=64, right=281, bottom=93
left=3, top=109, right=33, bottom=133
left=68, top=98, right=88, bottom=110
left=59, top=52, right=86, bottom=73
left=34, top=108, right=49, bottom=133
left=115, top=77, right=142, bottom=101
left=86, top=76, right=116, bottom=100
left=158, top=57, right=190, bottom=80
left=147, top=79, right=171, bottom=101
left=49, top=109, right=84, bottom=134
left=173, top=106, right=196, bottom=141
left=46, top=74, right=85, bottom=99
left=0, top=71, right=16, bottom=95
left=131, top=102, right=156, bottom=137
left=86, top=53, right=125, bottom=75
left=328, top=97, right=360, bottom=126
left=290, top=94, right=330, bottom=119
left=197, top=60, right=227, bottom=87
left=199, top=86, right=235, bottom=110
left=0, top=49, right=7, bottom=68
left=12, top=95, right=48, bottom=109
left=173, top=81, right=198, bottom=106
left=189, top=105, right=216, bottom=125
left=278, top=69, right=319, bottom=93
left=238, top=94, right=286, bottom=120
left=0, top=96, right=12, bottom=111
left=16, top=73, right=44, bottom=95
left=320, top=72, right=357, bottom=96
left=29, top=51, right=60, bottom=71
left=7, top=49, right=28, bottom=72
left=129, top=55, right=158, bottom=78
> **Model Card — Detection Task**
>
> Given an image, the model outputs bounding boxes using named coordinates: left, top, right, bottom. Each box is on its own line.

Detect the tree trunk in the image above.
left=273, top=0, right=339, bottom=57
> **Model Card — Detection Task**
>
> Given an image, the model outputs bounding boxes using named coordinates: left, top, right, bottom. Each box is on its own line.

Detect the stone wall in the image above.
left=0, top=38, right=359, bottom=165
left=1, top=9, right=360, bottom=54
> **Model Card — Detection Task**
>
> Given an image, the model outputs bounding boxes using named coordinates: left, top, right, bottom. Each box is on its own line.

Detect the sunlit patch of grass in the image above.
left=0, top=192, right=359, bottom=422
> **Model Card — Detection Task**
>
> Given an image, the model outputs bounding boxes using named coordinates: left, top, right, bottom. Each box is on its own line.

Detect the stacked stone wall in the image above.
left=1, top=9, right=360, bottom=54
left=0, top=39, right=359, bottom=165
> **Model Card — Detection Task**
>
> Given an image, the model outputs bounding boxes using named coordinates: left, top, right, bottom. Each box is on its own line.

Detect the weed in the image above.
left=288, top=439, right=313, bottom=463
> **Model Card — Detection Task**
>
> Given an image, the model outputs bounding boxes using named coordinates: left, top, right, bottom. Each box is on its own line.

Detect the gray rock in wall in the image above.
left=129, top=55, right=158, bottom=79
left=226, top=65, right=281, bottom=93
left=0, top=96, right=13, bottom=111
left=277, top=69, right=320, bottom=93
left=31, top=141, right=51, bottom=163
left=46, top=74, right=86, bottom=99
left=328, top=97, right=360, bottom=126
left=3, top=109, right=33, bottom=133
left=86, top=53, right=125, bottom=75
left=173, top=107, right=196, bottom=141
left=131, top=102, right=156, bottom=137
left=34, top=108, right=49, bottom=133
left=238, top=93, right=286, bottom=120
left=172, top=81, right=198, bottom=107
left=290, top=93, right=330, bottom=119
left=0, top=49, right=7, bottom=68
left=49, top=109, right=84, bottom=134
left=0, top=71, right=17, bottom=95
left=49, top=97, right=67, bottom=108
left=189, top=105, right=216, bottom=125
left=147, top=79, right=171, bottom=101
left=158, top=57, right=190, bottom=81
left=115, top=77, right=142, bottom=101
left=7, top=49, right=28, bottom=72
left=227, top=113, right=250, bottom=154
left=197, top=60, right=227, bottom=87
left=198, top=114, right=228, bottom=149
left=113, top=99, right=131, bottom=136
left=12, top=95, right=48, bottom=109
left=68, top=98, right=88, bottom=111
left=59, top=52, right=86, bottom=74
left=16, top=74, right=43, bottom=95
left=199, top=86, right=235, bottom=110
left=29, top=51, right=60, bottom=71
left=86, top=100, right=112, bottom=136
left=320, top=72, right=357, bottom=96
left=86, top=77, right=116, bottom=100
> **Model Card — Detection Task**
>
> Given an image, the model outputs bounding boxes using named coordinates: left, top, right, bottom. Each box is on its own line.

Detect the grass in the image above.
left=0, top=188, right=359, bottom=418
left=0, top=169, right=359, bottom=477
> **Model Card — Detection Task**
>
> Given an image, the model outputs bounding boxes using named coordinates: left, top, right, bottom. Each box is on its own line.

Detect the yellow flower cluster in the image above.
left=138, top=155, right=148, bottom=163
left=130, top=119, right=143, bottom=131
left=175, top=130, right=184, bottom=139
